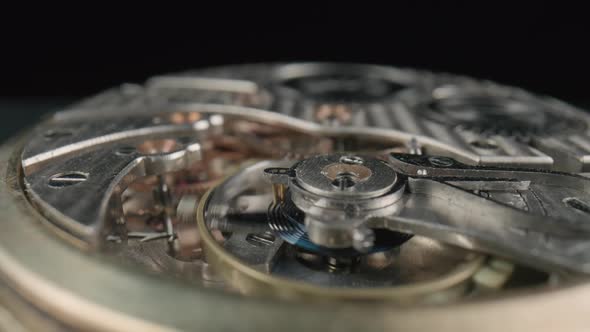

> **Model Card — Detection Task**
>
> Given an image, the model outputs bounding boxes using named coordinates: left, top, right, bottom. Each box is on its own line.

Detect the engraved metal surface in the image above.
left=56, top=63, right=590, bottom=170
left=2, top=63, right=590, bottom=331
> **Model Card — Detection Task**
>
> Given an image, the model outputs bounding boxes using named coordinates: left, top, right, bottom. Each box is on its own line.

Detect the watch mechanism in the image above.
left=2, top=63, right=590, bottom=331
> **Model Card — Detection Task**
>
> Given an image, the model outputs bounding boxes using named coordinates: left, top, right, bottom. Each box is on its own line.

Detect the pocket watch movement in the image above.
left=2, top=63, right=590, bottom=331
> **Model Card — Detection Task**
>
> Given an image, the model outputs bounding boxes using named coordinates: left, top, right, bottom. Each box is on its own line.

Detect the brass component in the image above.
left=315, top=104, right=352, bottom=124
left=136, top=139, right=181, bottom=155
left=272, top=183, right=286, bottom=204
left=169, top=112, right=202, bottom=124
left=321, top=163, right=373, bottom=182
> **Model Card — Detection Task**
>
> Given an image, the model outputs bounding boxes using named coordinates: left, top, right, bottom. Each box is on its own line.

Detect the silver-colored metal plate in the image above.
left=5, top=62, right=590, bottom=331
left=51, top=63, right=590, bottom=170
left=294, top=154, right=397, bottom=198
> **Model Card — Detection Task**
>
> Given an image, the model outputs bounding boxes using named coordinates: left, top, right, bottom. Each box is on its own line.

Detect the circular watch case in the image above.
left=1, top=63, right=590, bottom=331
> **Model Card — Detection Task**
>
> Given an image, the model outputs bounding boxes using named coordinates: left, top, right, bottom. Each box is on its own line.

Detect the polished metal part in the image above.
left=60, top=62, right=590, bottom=171
left=261, top=149, right=590, bottom=275
left=296, top=154, right=396, bottom=198
left=3, top=62, right=590, bottom=331
left=200, top=160, right=487, bottom=301
left=261, top=151, right=590, bottom=275
left=383, top=154, right=590, bottom=275
left=265, top=154, right=406, bottom=251
left=23, top=129, right=206, bottom=245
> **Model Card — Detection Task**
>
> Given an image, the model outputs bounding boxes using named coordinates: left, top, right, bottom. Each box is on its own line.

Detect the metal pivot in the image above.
left=264, top=154, right=406, bottom=253
left=266, top=152, right=590, bottom=275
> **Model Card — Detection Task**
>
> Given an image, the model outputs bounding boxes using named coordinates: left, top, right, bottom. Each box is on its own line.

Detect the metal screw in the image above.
left=264, top=167, right=293, bottom=177
left=48, top=172, right=89, bottom=188
left=408, top=138, right=423, bottom=155
left=428, top=156, right=454, bottom=167
left=331, top=172, right=357, bottom=190
left=106, top=235, right=122, bottom=243
left=339, top=155, right=364, bottom=165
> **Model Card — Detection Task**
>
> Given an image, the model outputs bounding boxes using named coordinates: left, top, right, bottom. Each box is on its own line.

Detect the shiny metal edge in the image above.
left=2, top=134, right=590, bottom=331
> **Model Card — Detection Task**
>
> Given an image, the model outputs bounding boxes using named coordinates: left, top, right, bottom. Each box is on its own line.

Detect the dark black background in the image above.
left=1, top=3, right=589, bottom=139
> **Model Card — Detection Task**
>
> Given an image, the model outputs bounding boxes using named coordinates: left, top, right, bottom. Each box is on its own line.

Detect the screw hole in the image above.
left=44, top=129, right=73, bottom=139
left=563, top=197, right=590, bottom=214
left=48, top=172, right=89, bottom=188
left=115, top=146, right=137, bottom=155
left=331, top=172, right=357, bottom=189
left=470, top=139, right=498, bottom=150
